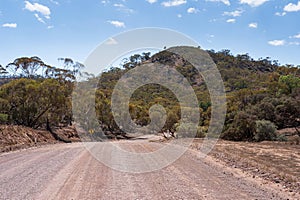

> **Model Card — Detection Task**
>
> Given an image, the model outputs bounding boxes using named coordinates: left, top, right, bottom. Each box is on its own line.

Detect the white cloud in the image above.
left=206, top=0, right=230, bottom=6
left=50, top=0, right=59, bottom=5
left=24, top=1, right=51, bottom=18
left=226, top=18, right=236, bottom=23
left=275, top=12, right=286, bottom=16
left=113, top=3, right=124, bottom=7
left=248, top=22, right=258, bottom=28
left=187, top=7, right=198, bottom=13
left=113, top=3, right=134, bottom=14
left=108, top=20, right=125, bottom=28
left=223, top=10, right=243, bottom=17
left=239, top=0, right=269, bottom=7
left=284, top=1, right=300, bottom=12
left=289, top=41, right=300, bottom=46
left=268, top=40, right=285, bottom=46
left=34, top=13, right=45, bottom=24
left=161, top=0, right=187, bottom=7
left=2, top=23, right=17, bottom=28
left=146, top=0, right=157, bottom=3
left=47, top=25, right=54, bottom=29
left=177, top=14, right=182, bottom=18
left=105, top=37, right=118, bottom=45
left=292, top=33, right=300, bottom=38
left=206, top=34, right=215, bottom=43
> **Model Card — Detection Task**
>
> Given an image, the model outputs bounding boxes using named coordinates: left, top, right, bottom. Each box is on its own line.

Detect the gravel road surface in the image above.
left=0, top=141, right=296, bottom=200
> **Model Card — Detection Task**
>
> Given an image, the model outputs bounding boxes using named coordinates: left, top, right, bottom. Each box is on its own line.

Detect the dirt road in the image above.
left=0, top=141, right=296, bottom=200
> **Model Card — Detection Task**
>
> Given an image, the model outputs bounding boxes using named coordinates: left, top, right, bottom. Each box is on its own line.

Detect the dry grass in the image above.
left=192, top=139, right=300, bottom=194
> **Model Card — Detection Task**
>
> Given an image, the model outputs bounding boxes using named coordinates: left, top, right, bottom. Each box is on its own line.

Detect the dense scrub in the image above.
left=1, top=47, right=299, bottom=141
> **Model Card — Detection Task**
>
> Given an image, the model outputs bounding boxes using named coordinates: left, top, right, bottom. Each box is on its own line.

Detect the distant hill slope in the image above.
left=1, top=47, right=299, bottom=142
left=96, top=46, right=300, bottom=140
left=150, top=48, right=299, bottom=92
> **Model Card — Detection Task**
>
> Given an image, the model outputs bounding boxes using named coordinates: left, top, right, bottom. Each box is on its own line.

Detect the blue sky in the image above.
left=1, top=0, right=300, bottom=67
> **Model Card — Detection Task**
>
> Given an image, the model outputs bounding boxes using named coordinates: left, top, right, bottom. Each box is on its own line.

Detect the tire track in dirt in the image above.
left=0, top=141, right=298, bottom=200
left=0, top=144, right=84, bottom=199
left=0, top=148, right=76, bottom=179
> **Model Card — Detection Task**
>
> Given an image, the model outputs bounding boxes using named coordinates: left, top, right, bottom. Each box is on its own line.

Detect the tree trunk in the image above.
left=46, top=118, right=71, bottom=143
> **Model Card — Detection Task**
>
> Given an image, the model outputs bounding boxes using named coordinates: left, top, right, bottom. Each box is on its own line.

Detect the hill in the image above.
left=95, top=46, right=300, bottom=141
left=0, top=47, right=299, bottom=142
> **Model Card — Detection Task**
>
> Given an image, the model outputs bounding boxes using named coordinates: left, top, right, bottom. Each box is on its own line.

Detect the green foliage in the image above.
left=0, top=78, right=72, bottom=128
left=253, top=120, right=277, bottom=142
left=175, top=123, right=197, bottom=138
left=1, top=49, right=299, bottom=141
left=276, top=134, right=288, bottom=142
left=278, top=75, right=300, bottom=94
left=196, top=126, right=206, bottom=138
left=122, top=52, right=151, bottom=69
left=0, top=113, right=8, bottom=123
left=252, top=100, right=276, bottom=122
left=221, top=111, right=257, bottom=141
left=0, top=57, right=84, bottom=131
left=93, top=48, right=300, bottom=139
left=275, top=98, right=300, bottom=129
left=6, top=57, right=46, bottom=78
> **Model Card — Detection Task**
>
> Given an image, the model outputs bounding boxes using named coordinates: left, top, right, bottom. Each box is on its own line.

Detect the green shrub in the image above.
left=221, top=111, right=257, bottom=141
left=175, top=123, right=198, bottom=138
left=0, top=113, right=8, bottom=123
left=254, top=120, right=277, bottom=142
left=196, top=126, right=206, bottom=138
left=221, top=127, right=240, bottom=141
left=276, top=134, right=288, bottom=142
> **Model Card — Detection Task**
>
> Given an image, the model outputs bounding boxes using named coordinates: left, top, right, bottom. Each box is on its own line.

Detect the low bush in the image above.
left=253, top=120, right=277, bottom=142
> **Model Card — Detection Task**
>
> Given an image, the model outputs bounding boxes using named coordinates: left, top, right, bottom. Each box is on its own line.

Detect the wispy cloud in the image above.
left=289, top=41, right=300, bottom=46
left=2, top=23, right=17, bottom=28
left=50, top=0, right=59, bottom=5
left=187, top=7, right=198, bottom=14
left=161, top=0, right=187, bottom=7
left=206, top=0, right=230, bottom=6
left=226, top=18, right=236, bottom=23
left=113, top=3, right=134, bottom=14
left=268, top=40, right=285, bottom=46
left=108, top=20, right=125, bottom=28
left=291, top=33, right=300, bottom=39
left=25, top=1, right=51, bottom=18
left=223, top=10, right=243, bottom=17
left=284, top=1, right=300, bottom=12
left=113, top=3, right=124, bottom=7
left=101, top=0, right=110, bottom=4
left=275, top=12, right=286, bottom=16
left=34, top=13, right=45, bottom=24
left=206, top=34, right=215, bottom=43
left=105, top=37, right=118, bottom=45
left=239, top=0, right=269, bottom=7
left=146, top=0, right=157, bottom=3
left=248, top=22, right=258, bottom=28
